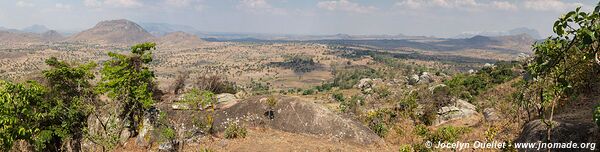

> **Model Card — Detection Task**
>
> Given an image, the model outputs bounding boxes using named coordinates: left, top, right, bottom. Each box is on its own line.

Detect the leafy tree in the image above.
left=98, top=42, right=157, bottom=136
left=0, top=57, right=96, bottom=151
left=41, top=57, right=97, bottom=151
left=0, top=80, right=48, bottom=151
left=525, top=3, right=600, bottom=138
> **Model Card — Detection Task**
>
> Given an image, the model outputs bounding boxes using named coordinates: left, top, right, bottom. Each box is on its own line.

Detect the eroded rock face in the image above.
left=483, top=108, right=501, bottom=122
left=516, top=120, right=599, bottom=151
left=212, top=96, right=383, bottom=145
left=433, top=99, right=480, bottom=126
left=216, top=93, right=237, bottom=103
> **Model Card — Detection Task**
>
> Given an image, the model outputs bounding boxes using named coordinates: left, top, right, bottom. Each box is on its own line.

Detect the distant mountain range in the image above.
left=66, top=19, right=205, bottom=47
left=22, top=24, right=50, bottom=34
left=0, top=30, right=64, bottom=44
left=454, top=27, right=541, bottom=39
left=139, top=22, right=198, bottom=37
left=0, top=19, right=534, bottom=54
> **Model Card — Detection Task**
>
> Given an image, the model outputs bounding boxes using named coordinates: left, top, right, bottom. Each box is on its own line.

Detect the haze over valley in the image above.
left=1, top=0, right=599, bottom=151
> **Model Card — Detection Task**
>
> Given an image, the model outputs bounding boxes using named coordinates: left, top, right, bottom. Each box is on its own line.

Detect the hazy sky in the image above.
left=0, top=0, right=597, bottom=37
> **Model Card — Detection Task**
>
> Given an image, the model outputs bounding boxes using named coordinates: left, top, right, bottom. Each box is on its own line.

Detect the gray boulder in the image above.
left=171, top=102, right=191, bottom=110
left=483, top=108, right=501, bottom=122
left=216, top=93, right=237, bottom=103
left=433, top=99, right=478, bottom=126
left=408, top=74, right=420, bottom=85
left=516, top=120, right=599, bottom=151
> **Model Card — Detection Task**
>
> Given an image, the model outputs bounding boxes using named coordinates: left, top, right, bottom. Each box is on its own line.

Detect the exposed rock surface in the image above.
left=516, top=120, right=599, bottom=151
left=408, top=74, right=420, bottom=85
left=216, top=93, right=237, bottom=103
left=433, top=98, right=480, bottom=126
left=483, top=108, right=501, bottom=122
left=211, top=95, right=383, bottom=145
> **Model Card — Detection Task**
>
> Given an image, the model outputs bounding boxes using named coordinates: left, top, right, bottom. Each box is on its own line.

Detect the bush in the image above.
left=302, top=88, right=316, bottom=95
left=427, top=126, right=470, bottom=143
left=340, top=95, right=363, bottom=113
left=195, top=75, right=237, bottom=94
left=413, top=124, right=428, bottom=137
left=366, top=110, right=392, bottom=137
left=269, top=55, right=321, bottom=73
left=397, top=92, right=418, bottom=118
left=332, top=66, right=381, bottom=89
left=250, top=81, right=270, bottom=94
left=373, top=85, right=391, bottom=98
left=444, top=61, right=519, bottom=101
left=266, top=96, right=277, bottom=108
left=332, top=92, right=345, bottom=102
left=224, top=123, right=247, bottom=139
left=180, top=88, right=216, bottom=109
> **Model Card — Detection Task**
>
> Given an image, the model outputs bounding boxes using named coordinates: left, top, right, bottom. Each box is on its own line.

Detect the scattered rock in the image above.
left=428, top=84, right=447, bottom=92
left=119, top=129, right=131, bottom=145
left=217, top=93, right=237, bottom=103
left=454, top=98, right=476, bottom=111
left=483, top=108, right=501, bottom=122
left=418, top=72, right=432, bottom=84
left=433, top=98, right=479, bottom=126
left=171, top=102, right=191, bottom=110
left=408, top=74, right=420, bottom=85
left=235, top=91, right=247, bottom=99
left=158, top=141, right=178, bottom=152
left=356, top=78, right=373, bottom=89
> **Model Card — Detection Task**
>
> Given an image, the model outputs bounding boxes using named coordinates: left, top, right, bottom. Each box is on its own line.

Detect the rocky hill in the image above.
left=40, top=30, right=64, bottom=42
left=68, top=19, right=154, bottom=44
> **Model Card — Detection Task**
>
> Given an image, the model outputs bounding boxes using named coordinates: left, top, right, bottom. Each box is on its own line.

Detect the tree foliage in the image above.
left=98, top=42, right=157, bottom=136
left=0, top=57, right=96, bottom=151
left=524, top=3, right=600, bottom=129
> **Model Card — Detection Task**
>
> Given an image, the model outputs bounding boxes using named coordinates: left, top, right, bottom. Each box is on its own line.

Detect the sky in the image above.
left=0, top=0, right=597, bottom=38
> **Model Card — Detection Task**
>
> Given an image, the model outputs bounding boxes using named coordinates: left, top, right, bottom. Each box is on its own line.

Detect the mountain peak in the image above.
left=69, top=19, right=153, bottom=44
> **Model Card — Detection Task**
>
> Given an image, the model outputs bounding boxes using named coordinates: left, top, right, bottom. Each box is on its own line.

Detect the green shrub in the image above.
left=427, top=126, right=470, bottom=143
left=195, top=75, right=237, bottom=94
left=224, top=123, right=247, bottom=139
left=302, top=88, right=316, bottom=95
left=332, top=66, right=381, bottom=89
left=398, top=92, right=418, bottom=118
left=366, top=110, right=392, bottom=137
left=373, top=85, right=391, bottom=98
left=444, top=61, right=519, bottom=101
left=266, top=96, right=278, bottom=108
left=413, top=124, right=428, bottom=137
left=250, top=81, right=270, bottom=94
left=371, top=122, right=388, bottom=137
left=160, top=127, right=176, bottom=141
left=399, top=145, right=412, bottom=152
left=315, top=82, right=334, bottom=92
left=180, top=88, right=216, bottom=109
left=332, top=92, right=345, bottom=102
left=340, top=95, right=363, bottom=113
